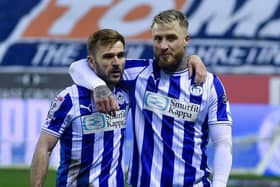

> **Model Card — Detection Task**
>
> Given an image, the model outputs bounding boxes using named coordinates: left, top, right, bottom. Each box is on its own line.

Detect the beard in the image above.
left=155, top=49, right=185, bottom=72
left=95, top=64, right=121, bottom=87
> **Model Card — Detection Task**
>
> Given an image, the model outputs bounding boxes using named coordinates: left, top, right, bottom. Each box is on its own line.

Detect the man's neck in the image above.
left=161, top=56, right=188, bottom=73
left=107, top=83, right=115, bottom=91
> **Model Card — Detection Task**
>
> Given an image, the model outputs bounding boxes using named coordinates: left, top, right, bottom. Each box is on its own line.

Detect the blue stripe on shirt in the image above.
left=116, top=129, right=125, bottom=187
left=160, top=75, right=180, bottom=186
left=56, top=126, right=73, bottom=187
left=99, top=131, right=114, bottom=187
left=77, top=133, right=95, bottom=186
left=128, top=81, right=139, bottom=187
left=213, top=75, right=228, bottom=121
left=49, top=94, right=72, bottom=133
left=183, top=78, right=203, bottom=186
left=125, top=59, right=149, bottom=69
left=200, top=117, right=211, bottom=187
left=52, top=94, right=72, bottom=187
left=77, top=87, right=94, bottom=186
left=129, top=109, right=139, bottom=187
left=139, top=75, right=157, bottom=187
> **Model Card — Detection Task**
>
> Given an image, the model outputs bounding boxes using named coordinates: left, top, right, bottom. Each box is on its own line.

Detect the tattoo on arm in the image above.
left=94, top=85, right=113, bottom=99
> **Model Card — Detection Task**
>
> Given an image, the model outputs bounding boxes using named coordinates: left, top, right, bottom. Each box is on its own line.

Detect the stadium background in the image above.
left=1, top=0, right=280, bottom=186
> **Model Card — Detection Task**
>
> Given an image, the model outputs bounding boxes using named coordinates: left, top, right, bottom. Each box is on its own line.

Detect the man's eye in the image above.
left=154, top=37, right=162, bottom=42
left=167, top=36, right=177, bottom=41
left=117, top=53, right=125, bottom=58
left=103, top=54, right=114, bottom=59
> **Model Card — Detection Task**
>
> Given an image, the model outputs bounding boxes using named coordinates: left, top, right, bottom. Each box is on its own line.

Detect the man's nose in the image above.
left=112, top=56, right=121, bottom=65
left=160, top=40, right=168, bottom=49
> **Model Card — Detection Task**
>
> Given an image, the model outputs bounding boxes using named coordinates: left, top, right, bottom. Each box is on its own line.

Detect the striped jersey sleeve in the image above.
left=122, top=59, right=151, bottom=81
left=208, top=74, right=232, bottom=125
left=42, top=87, right=74, bottom=137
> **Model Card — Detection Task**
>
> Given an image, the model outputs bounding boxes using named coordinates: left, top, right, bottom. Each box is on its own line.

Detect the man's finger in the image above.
left=194, top=70, right=202, bottom=85
left=111, top=96, right=119, bottom=111
left=195, top=69, right=207, bottom=85
left=95, top=100, right=106, bottom=113
left=103, top=98, right=111, bottom=114
left=107, top=96, right=119, bottom=116
left=93, top=85, right=115, bottom=113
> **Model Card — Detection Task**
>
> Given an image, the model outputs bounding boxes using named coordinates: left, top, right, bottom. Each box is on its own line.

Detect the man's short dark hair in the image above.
left=87, top=29, right=125, bottom=56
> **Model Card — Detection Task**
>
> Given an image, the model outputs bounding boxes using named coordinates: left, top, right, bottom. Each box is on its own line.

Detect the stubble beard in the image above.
left=156, top=51, right=185, bottom=72
left=95, top=65, right=119, bottom=89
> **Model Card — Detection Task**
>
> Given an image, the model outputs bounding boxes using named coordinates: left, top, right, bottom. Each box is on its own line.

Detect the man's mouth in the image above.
left=111, top=69, right=121, bottom=76
left=160, top=53, right=171, bottom=58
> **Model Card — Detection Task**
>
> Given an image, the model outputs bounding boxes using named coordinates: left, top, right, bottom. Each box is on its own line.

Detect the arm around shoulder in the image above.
left=68, top=59, right=106, bottom=90
left=187, top=55, right=207, bottom=84
left=69, top=59, right=119, bottom=113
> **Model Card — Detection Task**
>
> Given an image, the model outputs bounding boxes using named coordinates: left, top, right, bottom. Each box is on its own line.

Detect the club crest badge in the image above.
left=116, top=92, right=125, bottom=105
left=190, top=85, right=203, bottom=96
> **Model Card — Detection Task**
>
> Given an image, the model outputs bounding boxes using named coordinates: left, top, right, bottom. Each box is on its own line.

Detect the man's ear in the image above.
left=184, top=35, right=190, bottom=47
left=87, top=55, right=96, bottom=70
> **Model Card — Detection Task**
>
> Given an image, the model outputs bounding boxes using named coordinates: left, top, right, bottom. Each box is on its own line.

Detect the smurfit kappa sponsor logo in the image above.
left=81, top=113, right=106, bottom=134
left=144, top=91, right=200, bottom=122
left=81, top=110, right=126, bottom=134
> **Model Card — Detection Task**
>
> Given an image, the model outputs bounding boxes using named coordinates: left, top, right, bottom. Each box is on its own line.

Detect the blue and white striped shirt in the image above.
left=122, top=59, right=232, bottom=187
left=42, top=85, right=129, bottom=187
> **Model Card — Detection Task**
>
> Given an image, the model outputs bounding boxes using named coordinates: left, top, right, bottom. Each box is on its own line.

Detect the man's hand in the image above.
left=93, top=85, right=119, bottom=114
left=188, top=55, right=207, bottom=84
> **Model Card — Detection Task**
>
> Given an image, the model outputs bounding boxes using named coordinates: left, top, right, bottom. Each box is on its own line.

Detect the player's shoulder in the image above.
left=204, top=72, right=227, bottom=95
left=73, top=58, right=87, bottom=64
left=126, top=58, right=151, bottom=62
left=72, top=84, right=92, bottom=99
left=125, top=58, right=152, bottom=68
left=205, top=71, right=223, bottom=83
left=202, top=72, right=222, bottom=90
left=47, top=86, right=74, bottom=118
left=53, top=84, right=85, bottom=102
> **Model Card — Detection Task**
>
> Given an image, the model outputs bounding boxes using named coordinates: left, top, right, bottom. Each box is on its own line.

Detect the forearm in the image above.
left=210, top=125, right=232, bottom=187
left=30, top=133, right=57, bottom=187
left=212, top=138, right=232, bottom=187
left=69, top=59, right=106, bottom=90
left=30, top=149, right=51, bottom=187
